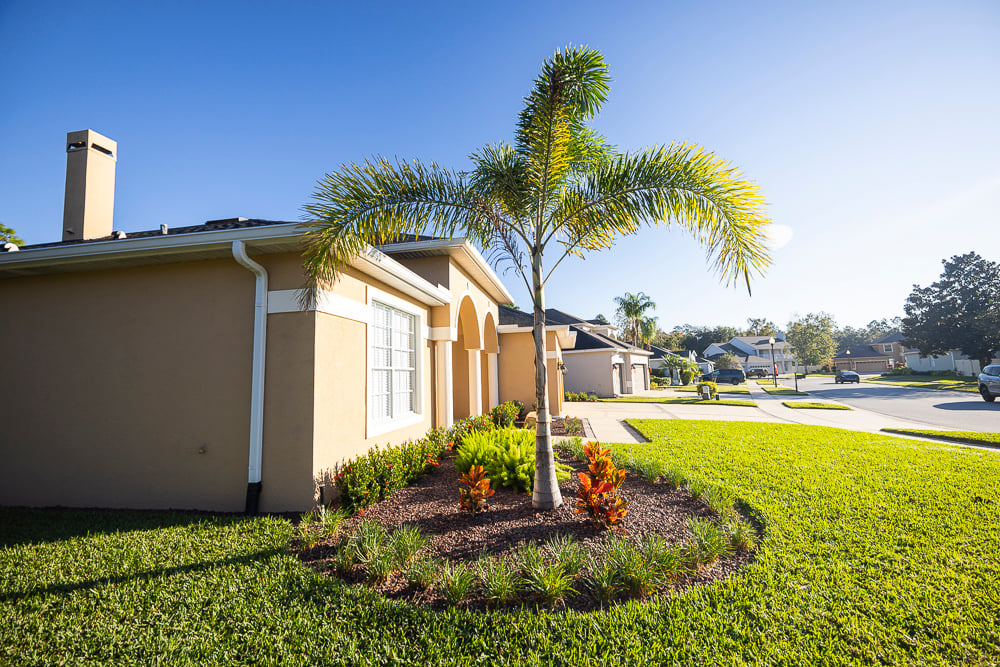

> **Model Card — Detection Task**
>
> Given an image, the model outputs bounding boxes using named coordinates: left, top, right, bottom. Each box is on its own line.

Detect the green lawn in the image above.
left=2, top=421, right=998, bottom=664
left=881, top=428, right=1000, bottom=449
left=782, top=401, right=852, bottom=410
left=600, top=396, right=757, bottom=407
left=675, top=384, right=750, bottom=395
left=757, top=382, right=808, bottom=396
left=862, top=374, right=979, bottom=393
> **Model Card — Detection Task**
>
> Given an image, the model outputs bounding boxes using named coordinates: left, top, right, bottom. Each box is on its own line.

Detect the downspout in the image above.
left=232, top=241, right=267, bottom=514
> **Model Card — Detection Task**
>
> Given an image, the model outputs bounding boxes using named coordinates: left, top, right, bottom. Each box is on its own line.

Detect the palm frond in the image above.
left=300, top=157, right=500, bottom=304
left=552, top=143, right=771, bottom=292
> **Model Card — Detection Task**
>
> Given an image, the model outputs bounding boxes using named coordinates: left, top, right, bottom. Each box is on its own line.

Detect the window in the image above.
left=883, top=344, right=893, bottom=353
left=371, top=302, right=416, bottom=422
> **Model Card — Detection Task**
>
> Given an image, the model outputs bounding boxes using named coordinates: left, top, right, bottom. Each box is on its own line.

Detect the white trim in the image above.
left=231, top=241, right=268, bottom=486
left=366, top=287, right=427, bottom=438
left=429, top=326, right=458, bottom=341
left=497, top=324, right=572, bottom=334
left=377, top=238, right=514, bottom=304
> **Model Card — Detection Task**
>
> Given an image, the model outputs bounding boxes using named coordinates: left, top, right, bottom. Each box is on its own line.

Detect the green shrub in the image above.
left=456, top=428, right=570, bottom=493
left=695, top=381, right=718, bottom=399
left=490, top=401, right=520, bottom=427
left=544, top=533, right=586, bottom=576
left=448, top=414, right=496, bottom=449
left=476, top=555, right=518, bottom=605
left=334, top=436, right=446, bottom=512
left=680, top=369, right=696, bottom=385
left=439, top=563, right=476, bottom=606
left=523, top=561, right=576, bottom=606
left=403, top=555, right=441, bottom=591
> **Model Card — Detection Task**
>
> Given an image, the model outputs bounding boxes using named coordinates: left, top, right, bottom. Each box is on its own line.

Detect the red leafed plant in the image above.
left=459, top=464, right=495, bottom=514
left=575, top=442, right=629, bottom=529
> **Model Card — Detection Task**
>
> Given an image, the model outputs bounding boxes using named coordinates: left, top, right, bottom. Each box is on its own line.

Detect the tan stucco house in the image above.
left=0, top=130, right=517, bottom=513
left=834, top=333, right=907, bottom=372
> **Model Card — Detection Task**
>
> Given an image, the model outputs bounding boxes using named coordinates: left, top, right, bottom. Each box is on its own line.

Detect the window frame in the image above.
left=366, top=290, right=426, bottom=438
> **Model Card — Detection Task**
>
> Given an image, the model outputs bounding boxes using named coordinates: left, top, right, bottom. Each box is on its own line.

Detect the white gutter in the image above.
left=232, top=240, right=268, bottom=514
left=378, top=238, right=514, bottom=304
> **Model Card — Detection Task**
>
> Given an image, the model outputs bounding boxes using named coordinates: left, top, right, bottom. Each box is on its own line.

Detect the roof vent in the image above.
left=1, top=242, right=18, bottom=252
left=111, top=230, right=127, bottom=239
left=160, top=224, right=168, bottom=235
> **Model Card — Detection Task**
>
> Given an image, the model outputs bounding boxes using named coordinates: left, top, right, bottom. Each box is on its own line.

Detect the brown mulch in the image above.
left=296, top=449, right=756, bottom=612
left=548, top=417, right=587, bottom=437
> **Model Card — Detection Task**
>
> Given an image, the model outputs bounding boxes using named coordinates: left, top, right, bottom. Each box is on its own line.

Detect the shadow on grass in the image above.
left=0, top=547, right=285, bottom=604
left=0, top=507, right=252, bottom=548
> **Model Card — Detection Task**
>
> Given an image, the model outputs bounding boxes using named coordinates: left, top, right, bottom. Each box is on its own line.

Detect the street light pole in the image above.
left=768, top=336, right=777, bottom=387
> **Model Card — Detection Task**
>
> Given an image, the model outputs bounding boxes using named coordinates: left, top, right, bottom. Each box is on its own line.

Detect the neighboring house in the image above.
left=833, top=333, right=906, bottom=372
left=902, top=349, right=1000, bottom=376
left=499, top=307, right=651, bottom=397
left=648, top=347, right=707, bottom=383
left=0, top=130, right=517, bottom=513
left=704, top=335, right=794, bottom=374
left=495, top=306, right=576, bottom=417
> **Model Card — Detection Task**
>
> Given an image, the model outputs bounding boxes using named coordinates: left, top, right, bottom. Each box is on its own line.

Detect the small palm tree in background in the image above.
left=615, top=292, right=657, bottom=346
left=301, top=45, right=771, bottom=510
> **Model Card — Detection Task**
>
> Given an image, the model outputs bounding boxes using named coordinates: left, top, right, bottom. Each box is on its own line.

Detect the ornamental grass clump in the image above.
left=387, top=524, right=427, bottom=567
left=726, top=520, right=757, bottom=553
left=684, top=517, right=734, bottom=571
left=349, top=520, right=387, bottom=564
left=403, top=555, right=441, bottom=591
left=544, top=533, right=586, bottom=577
left=584, top=556, right=622, bottom=606
left=575, top=442, right=630, bottom=529
left=439, top=563, right=476, bottom=606
left=476, top=555, right=519, bottom=605
left=523, top=561, right=576, bottom=606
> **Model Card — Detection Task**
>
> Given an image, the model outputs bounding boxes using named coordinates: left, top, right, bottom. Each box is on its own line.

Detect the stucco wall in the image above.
left=497, top=330, right=564, bottom=416
left=0, top=259, right=255, bottom=511
left=563, top=350, right=616, bottom=397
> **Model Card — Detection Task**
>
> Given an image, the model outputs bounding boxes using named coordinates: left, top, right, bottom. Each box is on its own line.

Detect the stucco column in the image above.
left=488, top=353, right=499, bottom=409
left=435, top=340, right=453, bottom=428
left=469, top=348, right=482, bottom=416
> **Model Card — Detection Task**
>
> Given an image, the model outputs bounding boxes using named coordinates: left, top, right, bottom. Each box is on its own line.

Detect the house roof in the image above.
left=872, top=332, right=906, bottom=344
left=834, top=345, right=890, bottom=359
left=705, top=347, right=772, bottom=365
left=734, top=335, right=791, bottom=349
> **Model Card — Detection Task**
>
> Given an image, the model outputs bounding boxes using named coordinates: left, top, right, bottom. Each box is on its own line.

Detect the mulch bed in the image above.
left=296, top=448, right=756, bottom=612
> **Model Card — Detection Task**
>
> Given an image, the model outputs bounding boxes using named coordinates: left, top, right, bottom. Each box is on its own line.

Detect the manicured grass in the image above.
left=782, top=401, right=852, bottom=410
left=675, top=384, right=750, bottom=395
left=3, top=421, right=999, bottom=664
left=881, top=428, right=1000, bottom=449
left=757, top=383, right=808, bottom=396
left=863, top=375, right=979, bottom=393
left=601, top=396, right=757, bottom=407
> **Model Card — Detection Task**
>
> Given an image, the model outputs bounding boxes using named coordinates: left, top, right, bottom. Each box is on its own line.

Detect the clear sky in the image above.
left=1, top=1, right=997, bottom=332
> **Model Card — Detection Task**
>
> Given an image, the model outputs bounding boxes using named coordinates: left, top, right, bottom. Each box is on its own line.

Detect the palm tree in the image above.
left=301, top=46, right=771, bottom=510
left=614, top=292, right=657, bottom=346
left=638, top=315, right=659, bottom=350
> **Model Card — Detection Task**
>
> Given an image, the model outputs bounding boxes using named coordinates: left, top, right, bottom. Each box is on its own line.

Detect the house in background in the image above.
left=902, top=349, right=999, bottom=376
left=495, top=306, right=576, bottom=417
left=648, top=347, right=710, bottom=383
left=0, top=130, right=516, bottom=514
left=833, top=333, right=907, bottom=373
left=704, top=335, right=793, bottom=374
left=499, top=307, right=651, bottom=398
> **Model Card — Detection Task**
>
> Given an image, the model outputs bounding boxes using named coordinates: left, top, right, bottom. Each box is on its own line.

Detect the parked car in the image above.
left=746, top=368, right=768, bottom=379
left=835, top=370, right=860, bottom=384
left=978, top=364, right=1000, bottom=403
left=700, top=368, right=746, bottom=385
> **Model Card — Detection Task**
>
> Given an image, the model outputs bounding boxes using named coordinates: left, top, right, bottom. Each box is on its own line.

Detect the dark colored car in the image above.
left=700, top=368, right=747, bottom=385
left=835, top=370, right=860, bottom=384
left=746, top=368, right=768, bottom=379
left=978, top=364, right=1000, bottom=403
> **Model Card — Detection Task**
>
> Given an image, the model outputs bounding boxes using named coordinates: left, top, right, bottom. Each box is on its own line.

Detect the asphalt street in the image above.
left=792, top=376, right=998, bottom=433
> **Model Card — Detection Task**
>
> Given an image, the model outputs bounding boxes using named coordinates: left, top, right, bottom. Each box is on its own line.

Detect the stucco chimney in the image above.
left=62, top=129, right=117, bottom=242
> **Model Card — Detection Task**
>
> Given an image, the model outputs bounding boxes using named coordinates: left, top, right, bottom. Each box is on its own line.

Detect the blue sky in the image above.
left=1, top=1, right=997, bottom=332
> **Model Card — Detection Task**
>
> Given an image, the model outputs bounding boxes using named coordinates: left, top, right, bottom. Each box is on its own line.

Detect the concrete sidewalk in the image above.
left=562, top=383, right=994, bottom=449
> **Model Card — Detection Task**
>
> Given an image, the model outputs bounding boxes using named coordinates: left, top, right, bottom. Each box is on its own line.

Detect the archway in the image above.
left=481, top=312, right=499, bottom=413
left=451, top=296, right=482, bottom=419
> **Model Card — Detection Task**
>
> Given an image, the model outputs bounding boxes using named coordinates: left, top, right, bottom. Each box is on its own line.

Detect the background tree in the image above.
left=715, top=352, right=740, bottom=369
left=0, top=223, right=24, bottom=246
left=301, top=46, right=771, bottom=510
left=745, top=317, right=778, bottom=336
left=786, top=312, right=838, bottom=367
left=593, top=313, right=609, bottom=324
left=902, top=252, right=1000, bottom=368
left=690, top=325, right=743, bottom=353
left=614, top=291, right=657, bottom=346
left=638, top=315, right=658, bottom=349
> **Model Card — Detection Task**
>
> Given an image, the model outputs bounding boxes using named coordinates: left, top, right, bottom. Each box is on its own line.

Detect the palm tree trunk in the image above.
left=531, top=249, right=562, bottom=510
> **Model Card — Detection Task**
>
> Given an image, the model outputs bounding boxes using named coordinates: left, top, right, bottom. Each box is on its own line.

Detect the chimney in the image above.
left=62, top=129, right=117, bottom=242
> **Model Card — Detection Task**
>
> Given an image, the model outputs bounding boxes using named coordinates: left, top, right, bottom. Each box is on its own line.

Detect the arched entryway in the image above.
left=481, top=312, right=499, bottom=413
left=451, top=296, right=482, bottom=420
